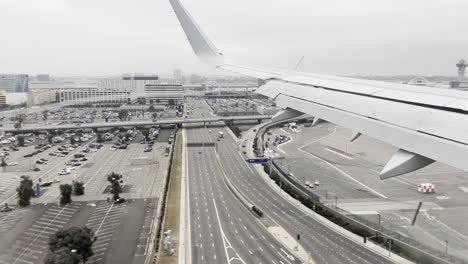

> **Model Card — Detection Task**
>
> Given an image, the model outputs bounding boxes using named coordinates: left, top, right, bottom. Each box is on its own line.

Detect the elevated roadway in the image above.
left=2, top=115, right=271, bottom=133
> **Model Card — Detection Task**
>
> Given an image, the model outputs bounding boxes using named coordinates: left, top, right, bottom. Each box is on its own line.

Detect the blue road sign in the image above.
left=246, top=158, right=270, bottom=164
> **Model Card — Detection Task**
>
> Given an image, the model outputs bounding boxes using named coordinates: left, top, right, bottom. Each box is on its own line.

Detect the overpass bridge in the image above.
left=3, top=115, right=271, bottom=133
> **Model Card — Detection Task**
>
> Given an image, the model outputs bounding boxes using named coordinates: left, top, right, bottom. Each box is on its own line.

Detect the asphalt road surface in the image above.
left=185, top=125, right=301, bottom=264
left=269, top=124, right=468, bottom=261
left=212, top=126, right=395, bottom=264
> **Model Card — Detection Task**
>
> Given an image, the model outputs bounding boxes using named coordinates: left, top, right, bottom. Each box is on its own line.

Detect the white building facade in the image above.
left=144, top=84, right=184, bottom=105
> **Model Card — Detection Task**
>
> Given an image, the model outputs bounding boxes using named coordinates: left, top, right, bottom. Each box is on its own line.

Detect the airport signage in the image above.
left=246, top=158, right=270, bottom=164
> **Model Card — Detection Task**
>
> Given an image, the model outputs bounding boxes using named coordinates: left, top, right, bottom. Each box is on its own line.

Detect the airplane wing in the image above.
left=169, top=0, right=468, bottom=179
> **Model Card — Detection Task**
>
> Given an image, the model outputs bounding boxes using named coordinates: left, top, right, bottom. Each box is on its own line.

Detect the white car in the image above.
left=110, top=147, right=117, bottom=151
left=7, top=162, right=18, bottom=166
left=58, top=170, right=70, bottom=175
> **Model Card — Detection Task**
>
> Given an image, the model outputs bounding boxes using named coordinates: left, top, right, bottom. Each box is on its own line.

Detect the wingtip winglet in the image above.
left=169, top=0, right=226, bottom=67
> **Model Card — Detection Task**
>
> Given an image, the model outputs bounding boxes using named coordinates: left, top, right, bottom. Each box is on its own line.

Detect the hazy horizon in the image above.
left=1, top=0, right=467, bottom=76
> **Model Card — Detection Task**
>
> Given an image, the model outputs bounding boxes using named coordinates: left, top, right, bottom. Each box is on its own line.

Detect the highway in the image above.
left=185, top=125, right=300, bottom=264
left=3, top=115, right=270, bottom=133
left=212, top=126, right=396, bottom=264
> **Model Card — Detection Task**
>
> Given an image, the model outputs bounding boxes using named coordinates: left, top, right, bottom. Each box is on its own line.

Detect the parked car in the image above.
left=0, top=205, right=15, bottom=212
left=113, top=198, right=126, bottom=204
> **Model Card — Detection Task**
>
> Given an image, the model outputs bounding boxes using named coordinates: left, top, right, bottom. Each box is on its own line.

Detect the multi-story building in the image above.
left=0, top=90, right=6, bottom=106
left=0, top=74, right=29, bottom=92
left=27, top=89, right=58, bottom=106
left=58, top=88, right=131, bottom=106
left=144, top=83, right=184, bottom=105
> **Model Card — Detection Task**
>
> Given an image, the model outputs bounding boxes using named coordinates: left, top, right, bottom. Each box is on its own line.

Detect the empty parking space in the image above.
left=0, top=208, right=30, bottom=234
left=85, top=201, right=126, bottom=264
left=0, top=203, right=81, bottom=264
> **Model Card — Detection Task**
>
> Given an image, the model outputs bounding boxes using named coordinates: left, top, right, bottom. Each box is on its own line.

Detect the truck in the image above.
left=218, top=131, right=224, bottom=138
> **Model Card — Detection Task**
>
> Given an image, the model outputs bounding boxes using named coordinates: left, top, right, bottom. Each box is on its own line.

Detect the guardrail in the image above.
left=254, top=120, right=465, bottom=264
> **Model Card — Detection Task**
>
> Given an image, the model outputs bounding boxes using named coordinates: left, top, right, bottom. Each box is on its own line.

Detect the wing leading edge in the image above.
left=169, top=0, right=468, bottom=179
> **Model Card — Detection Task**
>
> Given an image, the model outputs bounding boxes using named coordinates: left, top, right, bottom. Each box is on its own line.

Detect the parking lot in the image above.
left=0, top=202, right=82, bottom=264
left=0, top=198, right=156, bottom=264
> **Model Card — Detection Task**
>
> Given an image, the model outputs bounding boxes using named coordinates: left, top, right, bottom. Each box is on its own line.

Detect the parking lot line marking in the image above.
left=10, top=204, right=78, bottom=264
left=24, top=232, right=49, bottom=238
left=31, top=224, right=59, bottom=231
left=27, top=228, right=55, bottom=234
left=95, top=203, right=114, bottom=235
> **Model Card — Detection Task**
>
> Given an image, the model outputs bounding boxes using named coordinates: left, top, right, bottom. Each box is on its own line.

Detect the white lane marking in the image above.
left=298, top=126, right=337, bottom=149
left=298, top=148, right=388, bottom=199
left=324, top=147, right=353, bottom=160
left=212, top=198, right=246, bottom=264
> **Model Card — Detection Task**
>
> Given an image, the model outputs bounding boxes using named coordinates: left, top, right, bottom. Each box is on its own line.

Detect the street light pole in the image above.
left=445, top=240, right=449, bottom=255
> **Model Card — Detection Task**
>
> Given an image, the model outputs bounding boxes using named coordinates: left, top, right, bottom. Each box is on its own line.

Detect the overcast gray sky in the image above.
left=0, top=0, right=467, bottom=77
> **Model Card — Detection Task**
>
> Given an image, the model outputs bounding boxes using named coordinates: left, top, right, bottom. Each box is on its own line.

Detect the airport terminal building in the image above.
left=144, top=83, right=184, bottom=105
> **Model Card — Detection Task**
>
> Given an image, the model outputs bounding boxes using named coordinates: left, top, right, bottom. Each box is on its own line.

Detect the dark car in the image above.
left=119, top=144, right=127, bottom=149
left=0, top=205, right=15, bottom=212
left=113, top=198, right=126, bottom=204
left=40, top=182, right=53, bottom=187
left=71, top=162, right=82, bottom=166
left=24, top=154, right=33, bottom=158
left=36, top=160, right=45, bottom=164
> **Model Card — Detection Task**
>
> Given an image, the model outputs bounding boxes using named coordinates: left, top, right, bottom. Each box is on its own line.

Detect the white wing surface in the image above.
left=169, top=0, right=468, bottom=179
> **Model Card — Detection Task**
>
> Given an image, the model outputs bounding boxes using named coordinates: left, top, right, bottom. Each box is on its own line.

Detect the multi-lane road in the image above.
left=191, top=125, right=397, bottom=264
left=185, top=125, right=301, bottom=264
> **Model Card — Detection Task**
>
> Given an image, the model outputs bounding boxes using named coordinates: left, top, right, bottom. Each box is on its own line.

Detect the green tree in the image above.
left=17, top=135, right=25, bottom=147
left=0, top=154, right=7, bottom=167
left=17, top=178, right=35, bottom=207
left=148, top=105, right=156, bottom=112
left=59, top=184, right=73, bottom=205
left=230, top=126, right=242, bottom=138
left=168, top=99, right=175, bottom=106
left=107, top=172, right=123, bottom=201
left=118, top=110, right=128, bottom=121
left=44, top=246, right=80, bottom=264
left=46, top=226, right=96, bottom=264
left=48, top=134, right=54, bottom=144
left=70, top=137, right=76, bottom=145
left=96, top=133, right=103, bottom=143
left=14, top=114, right=24, bottom=129
left=141, top=129, right=150, bottom=141
left=72, top=181, right=85, bottom=196
left=42, top=110, right=49, bottom=124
